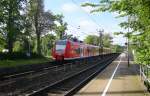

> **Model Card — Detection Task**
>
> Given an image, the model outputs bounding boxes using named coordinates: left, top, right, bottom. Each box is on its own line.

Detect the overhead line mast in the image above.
left=98, top=29, right=104, bottom=55
left=71, top=0, right=104, bottom=56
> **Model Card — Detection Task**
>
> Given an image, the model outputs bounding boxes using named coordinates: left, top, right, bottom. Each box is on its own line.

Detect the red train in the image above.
left=52, top=39, right=111, bottom=61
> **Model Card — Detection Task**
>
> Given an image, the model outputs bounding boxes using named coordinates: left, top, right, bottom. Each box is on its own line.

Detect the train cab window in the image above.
left=56, top=40, right=67, bottom=51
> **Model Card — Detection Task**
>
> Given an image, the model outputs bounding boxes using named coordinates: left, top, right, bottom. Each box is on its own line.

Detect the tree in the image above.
left=112, top=44, right=124, bottom=53
left=84, top=35, right=99, bottom=45
left=84, top=34, right=112, bottom=47
left=0, top=0, right=68, bottom=59
left=54, top=14, right=67, bottom=39
left=28, top=0, right=55, bottom=55
left=103, top=33, right=112, bottom=47
left=0, top=0, right=26, bottom=53
left=41, top=34, right=56, bottom=56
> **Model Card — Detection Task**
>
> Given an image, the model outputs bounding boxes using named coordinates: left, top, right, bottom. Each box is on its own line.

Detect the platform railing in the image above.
left=140, top=64, right=150, bottom=90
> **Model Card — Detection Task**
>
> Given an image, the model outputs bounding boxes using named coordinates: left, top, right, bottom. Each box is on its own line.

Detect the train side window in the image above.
left=75, top=48, right=80, bottom=54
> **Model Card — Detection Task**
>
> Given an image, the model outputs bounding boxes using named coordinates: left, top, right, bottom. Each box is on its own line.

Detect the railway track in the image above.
left=0, top=65, right=63, bottom=86
left=0, top=57, right=91, bottom=81
left=27, top=54, right=119, bottom=96
left=2, top=65, right=63, bottom=79
left=0, top=58, right=89, bottom=95
left=0, top=53, right=119, bottom=96
left=0, top=61, right=78, bottom=90
left=0, top=64, right=74, bottom=95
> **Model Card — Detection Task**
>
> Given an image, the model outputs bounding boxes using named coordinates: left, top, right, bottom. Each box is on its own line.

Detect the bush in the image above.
left=0, top=52, right=44, bottom=60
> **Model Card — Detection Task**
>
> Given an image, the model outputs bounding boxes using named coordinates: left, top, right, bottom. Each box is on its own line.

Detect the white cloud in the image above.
left=65, top=20, right=99, bottom=40
left=62, top=3, right=78, bottom=13
left=82, top=6, right=94, bottom=13
left=113, top=34, right=126, bottom=46
left=111, top=12, right=119, bottom=17
left=79, top=20, right=98, bottom=33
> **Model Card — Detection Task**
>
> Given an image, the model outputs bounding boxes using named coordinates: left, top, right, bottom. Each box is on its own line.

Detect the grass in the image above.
left=0, top=58, right=53, bottom=68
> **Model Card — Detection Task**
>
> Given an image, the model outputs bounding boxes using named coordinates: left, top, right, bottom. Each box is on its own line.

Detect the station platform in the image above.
left=75, top=53, right=150, bottom=96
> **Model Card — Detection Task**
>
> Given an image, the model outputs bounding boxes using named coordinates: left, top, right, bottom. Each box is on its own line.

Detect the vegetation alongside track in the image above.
left=0, top=52, right=52, bottom=68
left=0, top=58, right=51, bottom=68
left=82, top=0, right=150, bottom=65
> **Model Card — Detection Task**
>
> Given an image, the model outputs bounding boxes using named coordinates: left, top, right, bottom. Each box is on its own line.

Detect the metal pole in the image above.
left=127, top=36, right=129, bottom=67
left=127, top=16, right=130, bottom=67
left=140, top=65, right=142, bottom=81
left=101, top=29, right=104, bottom=55
left=99, top=29, right=103, bottom=56
left=99, top=30, right=101, bottom=55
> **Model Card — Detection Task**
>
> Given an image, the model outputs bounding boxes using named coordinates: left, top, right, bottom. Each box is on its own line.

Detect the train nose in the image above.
left=56, top=54, right=64, bottom=61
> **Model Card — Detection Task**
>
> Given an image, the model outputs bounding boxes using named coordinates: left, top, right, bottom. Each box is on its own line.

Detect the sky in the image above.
left=44, top=0, right=127, bottom=46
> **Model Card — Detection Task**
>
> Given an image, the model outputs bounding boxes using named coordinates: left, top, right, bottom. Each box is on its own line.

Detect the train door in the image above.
left=80, top=47, right=83, bottom=57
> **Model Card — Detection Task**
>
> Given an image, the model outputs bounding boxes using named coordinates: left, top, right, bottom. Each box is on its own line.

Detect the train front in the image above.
left=52, top=40, right=67, bottom=61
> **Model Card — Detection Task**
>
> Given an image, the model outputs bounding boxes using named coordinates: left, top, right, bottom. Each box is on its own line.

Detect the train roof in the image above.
left=57, top=39, right=111, bottom=49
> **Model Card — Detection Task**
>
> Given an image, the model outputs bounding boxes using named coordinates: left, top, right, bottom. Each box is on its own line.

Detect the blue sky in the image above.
left=44, top=0, right=127, bottom=45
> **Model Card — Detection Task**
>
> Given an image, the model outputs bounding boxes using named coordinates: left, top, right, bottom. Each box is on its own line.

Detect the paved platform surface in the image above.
left=75, top=53, right=150, bottom=96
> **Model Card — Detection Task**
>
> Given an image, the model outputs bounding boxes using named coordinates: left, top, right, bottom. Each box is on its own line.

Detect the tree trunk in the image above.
left=8, top=35, right=13, bottom=53
left=8, top=2, right=13, bottom=54
left=60, top=31, right=63, bottom=39
left=34, top=12, right=41, bottom=55
left=36, top=33, right=41, bottom=55
left=7, top=20, right=13, bottom=53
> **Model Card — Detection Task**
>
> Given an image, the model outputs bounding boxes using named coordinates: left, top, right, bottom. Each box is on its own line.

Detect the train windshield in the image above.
left=56, top=40, right=67, bottom=52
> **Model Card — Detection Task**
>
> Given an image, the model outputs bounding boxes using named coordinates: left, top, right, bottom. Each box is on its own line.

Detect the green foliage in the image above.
left=0, top=0, right=26, bottom=53
left=112, top=45, right=124, bottom=53
left=0, top=0, right=67, bottom=62
left=83, top=0, right=150, bottom=65
left=41, top=34, right=56, bottom=57
left=103, top=33, right=112, bottom=47
left=27, top=0, right=56, bottom=55
left=84, top=34, right=112, bottom=47
left=0, top=58, right=51, bottom=68
left=54, top=14, right=68, bottom=39
left=84, top=35, right=99, bottom=45
left=0, top=33, right=5, bottom=51
left=0, top=52, right=43, bottom=60
left=13, top=41, right=23, bottom=52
